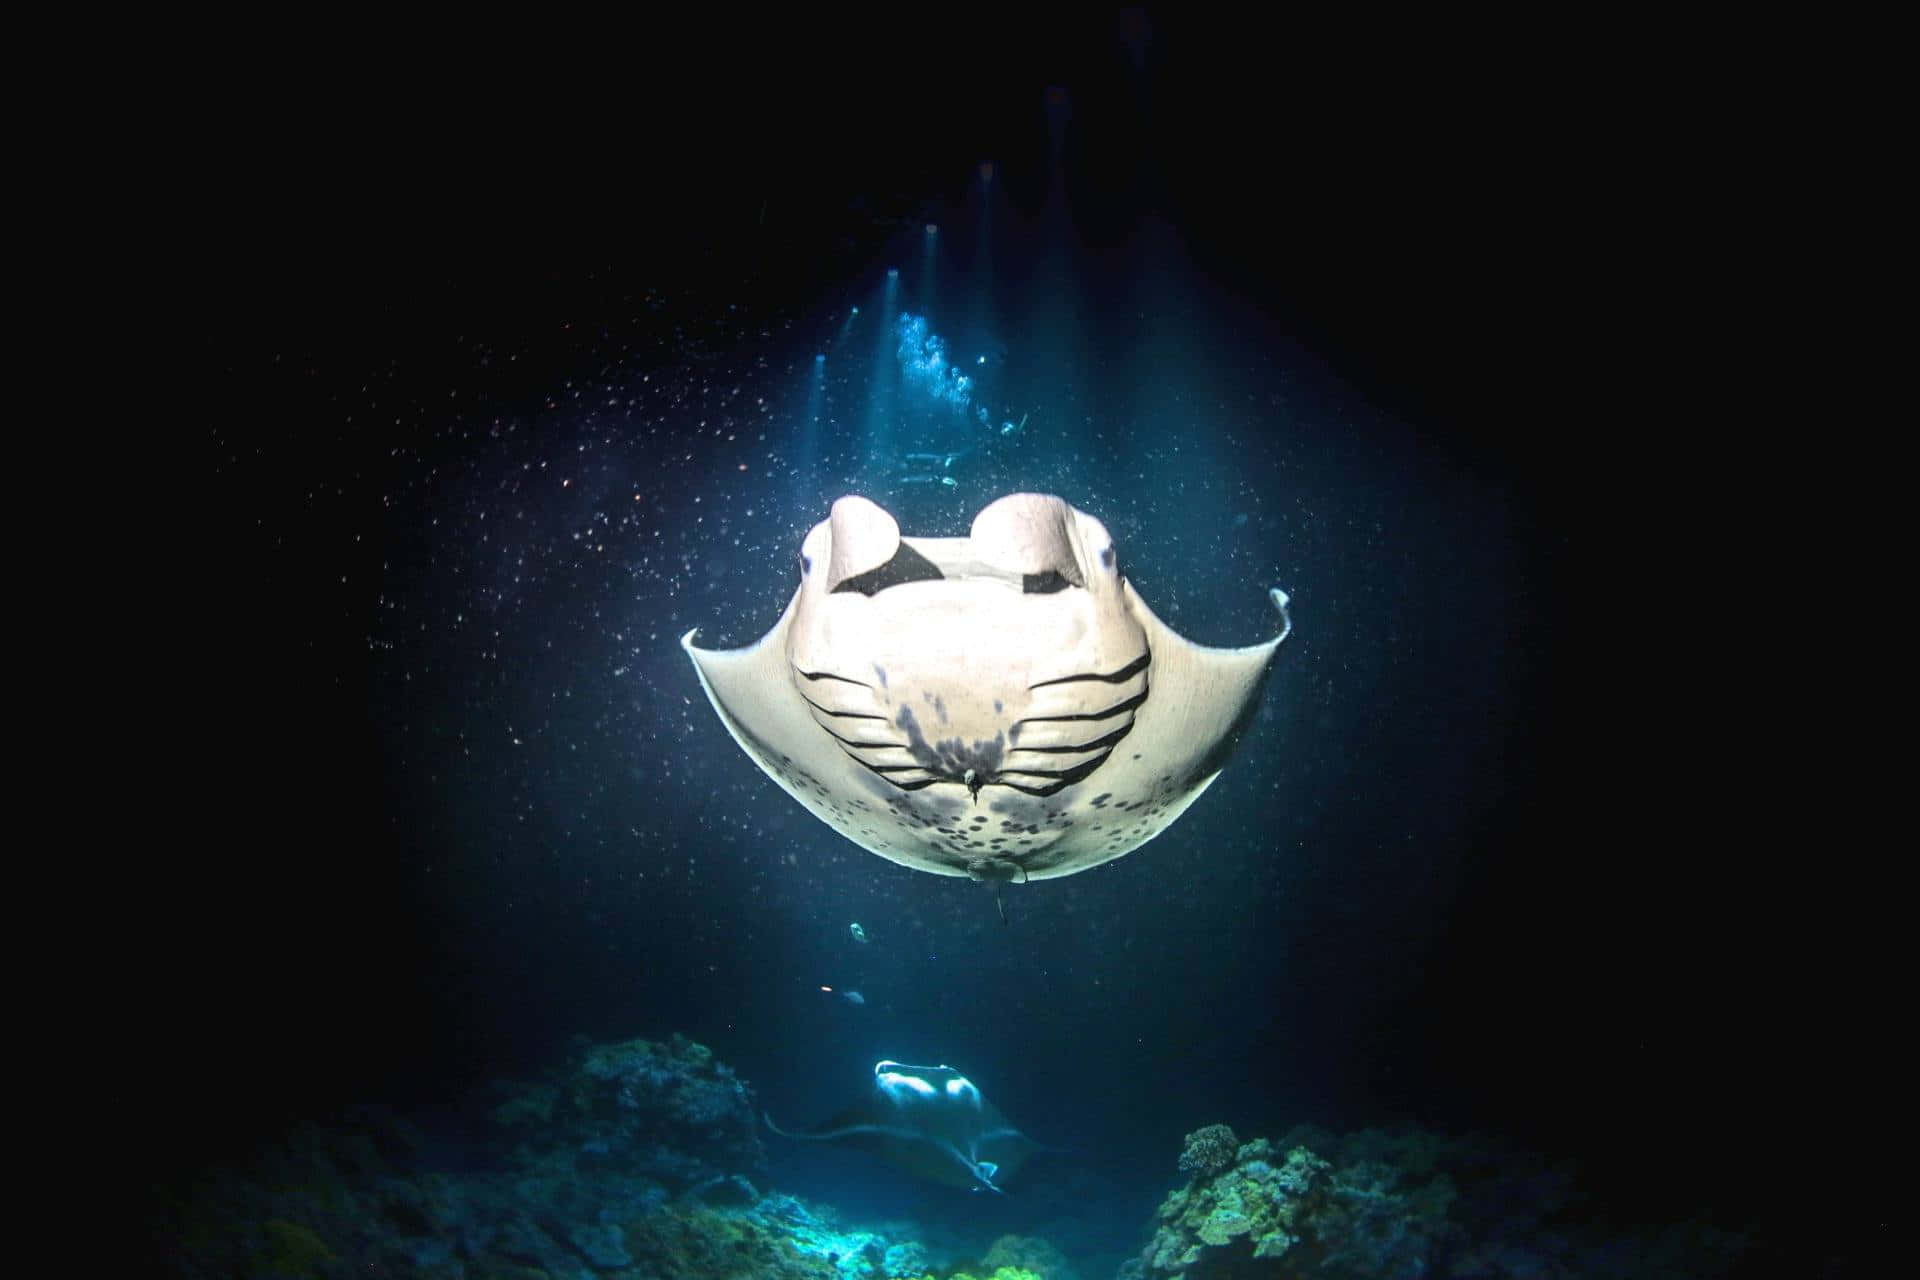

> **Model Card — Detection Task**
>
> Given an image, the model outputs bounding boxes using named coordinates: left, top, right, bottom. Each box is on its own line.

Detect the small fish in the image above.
left=903, top=450, right=969, bottom=469
left=849, top=922, right=868, bottom=944
left=842, top=990, right=866, bottom=1005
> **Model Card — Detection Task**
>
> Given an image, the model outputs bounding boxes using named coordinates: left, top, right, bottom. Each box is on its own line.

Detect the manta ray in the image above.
left=765, top=1060, right=1039, bottom=1193
left=682, top=492, right=1292, bottom=881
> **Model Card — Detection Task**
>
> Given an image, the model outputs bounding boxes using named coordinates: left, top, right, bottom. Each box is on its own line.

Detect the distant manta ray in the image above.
left=765, top=1060, right=1040, bottom=1193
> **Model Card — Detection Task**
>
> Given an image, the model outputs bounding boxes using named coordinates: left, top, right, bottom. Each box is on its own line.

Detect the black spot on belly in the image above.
left=895, top=705, right=1004, bottom=786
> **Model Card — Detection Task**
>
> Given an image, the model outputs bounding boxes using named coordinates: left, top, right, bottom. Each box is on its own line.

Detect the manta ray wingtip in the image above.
left=679, top=626, right=702, bottom=651
left=1269, top=587, right=1293, bottom=642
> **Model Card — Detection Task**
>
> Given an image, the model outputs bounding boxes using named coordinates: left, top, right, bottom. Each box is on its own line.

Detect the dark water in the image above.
left=165, top=16, right=1871, bottom=1276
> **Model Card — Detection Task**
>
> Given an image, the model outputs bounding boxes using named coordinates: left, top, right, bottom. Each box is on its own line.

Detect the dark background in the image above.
left=161, top=9, right=1870, bottom=1272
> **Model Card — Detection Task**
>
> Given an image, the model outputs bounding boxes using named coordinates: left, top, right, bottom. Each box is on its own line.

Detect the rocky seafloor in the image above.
left=148, top=1034, right=1755, bottom=1278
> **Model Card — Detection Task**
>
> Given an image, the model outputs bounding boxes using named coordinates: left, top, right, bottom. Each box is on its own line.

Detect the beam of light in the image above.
left=862, top=272, right=901, bottom=472
left=967, top=162, right=996, bottom=371
left=792, top=349, right=828, bottom=511
left=919, top=222, right=939, bottom=314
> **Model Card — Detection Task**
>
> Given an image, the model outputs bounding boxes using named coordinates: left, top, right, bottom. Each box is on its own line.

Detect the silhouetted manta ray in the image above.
left=765, top=1060, right=1040, bottom=1193
left=683, top=493, right=1293, bottom=881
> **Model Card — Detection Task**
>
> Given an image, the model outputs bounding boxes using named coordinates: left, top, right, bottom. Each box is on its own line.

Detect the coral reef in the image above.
left=148, top=1030, right=1759, bottom=1280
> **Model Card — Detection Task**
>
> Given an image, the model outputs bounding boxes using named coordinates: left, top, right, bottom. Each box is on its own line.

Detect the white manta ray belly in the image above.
left=791, top=576, right=1148, bottom=799
left=682, top=493, right=1291, bottom=880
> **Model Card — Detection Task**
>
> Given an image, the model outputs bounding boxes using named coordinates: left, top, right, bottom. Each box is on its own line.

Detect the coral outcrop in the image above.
left=1134, top=1138, right=1333, bottom=1276
left=1126, top=1124, right=1755, bottom=1279
left=1175, top=1125, right=1240, bottom=1181
left=981, top=1233, right=1077, bottom=1280
left=492, top=1032, right=766, bottom=1192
